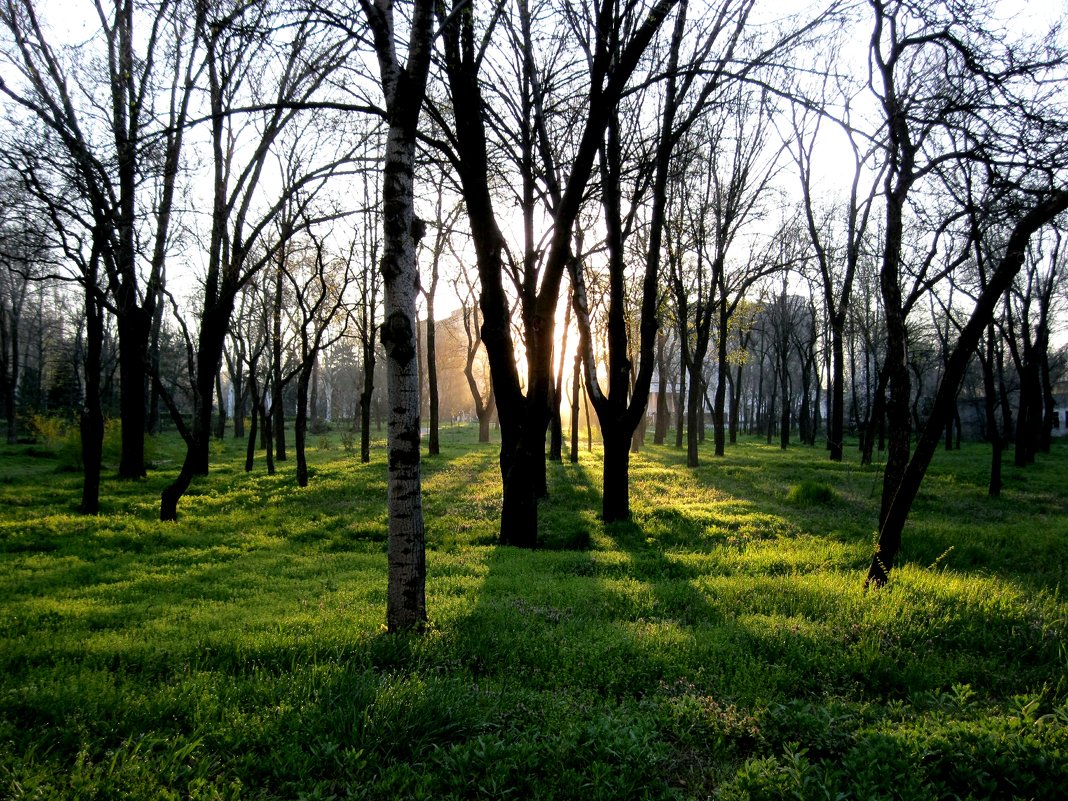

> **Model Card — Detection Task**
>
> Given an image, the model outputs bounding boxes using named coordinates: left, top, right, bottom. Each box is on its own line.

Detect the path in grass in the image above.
left=1, top=428, right=1066, bottom=799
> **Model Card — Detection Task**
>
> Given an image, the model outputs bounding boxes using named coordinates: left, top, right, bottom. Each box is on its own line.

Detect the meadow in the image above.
left=1, top=424, right=1066, bottom=799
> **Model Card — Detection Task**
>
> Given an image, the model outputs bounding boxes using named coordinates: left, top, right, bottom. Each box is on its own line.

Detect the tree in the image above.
left=569, top=0, right=696, bottom=520
left=282, top=228, right=353, bottom=488
left=2, top=143, right=109, bottom=512
left=434, top=0, right=681, bottom=544
left=452, top=268, right=495, bottom=443
left=865, top=0, right=1068, bottom=584
left=0, top=175, right=42, bottom=443
left=787, top=86, right=883, bottom=461
left=359, top=0, right=436, bottom=630
left=1003, top=234, right=1066, bottom=463
left=670, top=88, right=783, bottom=467
left=869, top=191, right=1068, bottom=586
left=159, top=3, right=357, bottom=520
left=420, top=183, right=462, bottom=458
left=0, top=0, right=204, bottom=479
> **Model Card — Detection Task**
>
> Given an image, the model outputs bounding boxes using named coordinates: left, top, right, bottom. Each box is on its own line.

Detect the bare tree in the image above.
left=282, top=228, right=354, bottom=488
left=159, top=4, right=357, bottom=520
left=787, top=86, right=884, bottom=460
left=865, top=0, right=1068, bottom=585
left=433, top=0, right=681, bottom=545
left=451, top=266, right=495, bottom=444
left=420, top=180, right=462, bottom=458
left=0, top=0, right=205, bottom=479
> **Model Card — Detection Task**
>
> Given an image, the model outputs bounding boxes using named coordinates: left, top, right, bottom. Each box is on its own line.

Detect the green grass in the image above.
left=1, top=425, right=1067, bottom=799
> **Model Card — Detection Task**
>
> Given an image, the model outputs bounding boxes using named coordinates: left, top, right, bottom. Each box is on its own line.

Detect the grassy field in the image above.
left=1, top=425, right=1066, bottom=799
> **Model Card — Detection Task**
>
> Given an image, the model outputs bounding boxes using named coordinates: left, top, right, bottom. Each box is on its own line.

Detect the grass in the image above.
left=1, top=425, right=1067, bottom=799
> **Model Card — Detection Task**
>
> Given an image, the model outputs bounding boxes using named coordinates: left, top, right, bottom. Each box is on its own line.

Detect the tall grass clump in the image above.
left=786, top=479, right=836, bottom=506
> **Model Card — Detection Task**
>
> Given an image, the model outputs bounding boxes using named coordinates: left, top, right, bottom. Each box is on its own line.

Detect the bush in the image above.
left=340, top=429, right=355, bottom=453
left=29, top=414, right=67, bottom=449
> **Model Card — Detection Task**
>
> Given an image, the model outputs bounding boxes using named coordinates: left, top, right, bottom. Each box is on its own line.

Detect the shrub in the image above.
left=340, top=429, right=355, bottom=453
left=29, top=414, right=67, bottom=449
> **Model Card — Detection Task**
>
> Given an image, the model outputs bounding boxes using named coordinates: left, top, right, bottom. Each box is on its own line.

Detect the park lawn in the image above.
left=1, top=425, right=1066, bottom=799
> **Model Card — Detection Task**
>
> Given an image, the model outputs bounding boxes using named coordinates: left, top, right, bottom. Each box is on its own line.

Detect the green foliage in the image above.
left=0, top=430, right=1066, bottom=799
left=29, top=413, right=67, bottom=448
left=339, top=429, right=355, bottom=453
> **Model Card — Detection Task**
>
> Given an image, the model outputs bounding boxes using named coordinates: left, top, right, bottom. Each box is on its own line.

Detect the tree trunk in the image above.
left=980, top=326, right=1002, bottom=497
left=360, top=348, right=375, bottom=463
left=426, top=307, right=439, bottom=457
left=1014, top=357, right=1038, bottom=466
left=245, top=395, right=258, bottom=472
left=265, top=397, right=275, bottom=476
left=214, top=370, right=227, bottom=439
left=160, top=297, right=234, bottom=519
left=295, top=368, right=310, bottom=488
left=309, top=356, right=320, bottom=431
left=146, top=289, right=164, bottom=436
left=675, top=369, right=686, bottom=448
left=653, top=333, right=669, bottom=445
left=370, top=0, right=435, bottom=630
left=160, top=454, right=194, bottom=522
left=829, top=323, right=845, bottom=461
left=686, top=364, right=702, bottom=467
left=499, top=426, right=539, bottom=547
left=1, top=306, right=18, bottom=444
left=602, top=428, right=631, bottom=522
left=550, top=297, right=572, bottom=461
left=712, top=305, right=728, bottom=457
left=729, top=361, right=743, bottom=444
left=232, top=365, right=245, bottom=439
left=272, top=257, right=287, bottom=462
left=570, top=355, right=580, bottom=463
left=549, top=382, right=564, bottom=461
left=766, top=385, right=776, bottom=445
left=779, top=389, right=791, bottom=449
left=80, top=252, right=105, bottom=515
left=116, top=309, right=149, bottom=478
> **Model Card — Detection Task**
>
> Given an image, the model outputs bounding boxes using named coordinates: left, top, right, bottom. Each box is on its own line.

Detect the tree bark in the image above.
left=602, top=429, right=631, bottom=522
left=80, top=250, right=105, bottom=515
left=272, top=257, right=287, bottom=463
left=980, top=325, right=1002, bottom=496
left=426, top=308, right=439, bottom=457
left=653, top=332, right=670, bottom=445
left=295, top=366, right=311, bottom=488
left=365, top=0, right=435, bottom=631
left=360, top=335, right=376, bottom=463
left=214, top=370, right=227, bottom=440
left=245, top=391, right=258, bottom=473
left=570, top=354, right=580, bottom=463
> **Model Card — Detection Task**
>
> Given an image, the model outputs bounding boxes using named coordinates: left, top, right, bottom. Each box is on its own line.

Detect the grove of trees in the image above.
left=1, top=0, right=1066, bottom=628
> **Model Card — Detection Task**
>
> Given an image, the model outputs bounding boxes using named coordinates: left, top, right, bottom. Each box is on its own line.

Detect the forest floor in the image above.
left=1, top=424, right=1066, bottom=799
